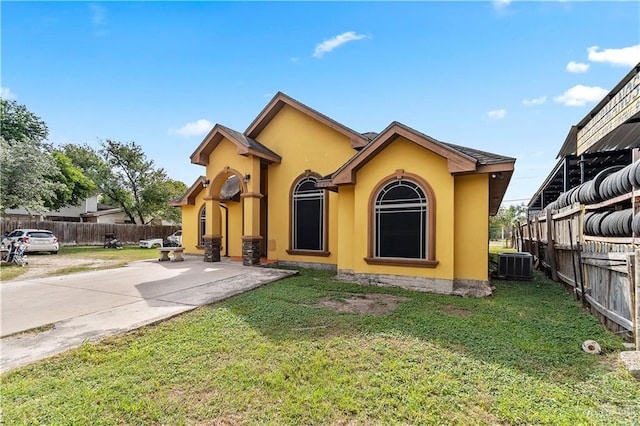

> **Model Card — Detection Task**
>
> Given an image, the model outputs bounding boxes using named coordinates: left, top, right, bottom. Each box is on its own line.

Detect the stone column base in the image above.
left=242, top=236, right=262, bottom=266
left=203, top=235, right=222, bottom=262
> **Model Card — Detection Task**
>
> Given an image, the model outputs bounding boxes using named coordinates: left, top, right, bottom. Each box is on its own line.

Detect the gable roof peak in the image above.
left=245, top=92, right=369, bottom=149
left=189, top=123, right=281, bottom=166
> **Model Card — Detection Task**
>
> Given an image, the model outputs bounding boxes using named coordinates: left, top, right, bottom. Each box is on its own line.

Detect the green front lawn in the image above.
left=2, top=269, right=638, bottom=425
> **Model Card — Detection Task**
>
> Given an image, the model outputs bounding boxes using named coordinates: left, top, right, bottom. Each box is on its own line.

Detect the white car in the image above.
left=2, top=229, right=59, bottom=254
left=139, top=238, right=164, bottom=249
left=166, top=230, right=182, bottom=246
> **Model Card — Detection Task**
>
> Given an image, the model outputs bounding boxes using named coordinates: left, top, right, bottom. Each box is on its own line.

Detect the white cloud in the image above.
left=488, top=109, right=507, bottom=119
left=492, top=0, right=512, bottom=12
left=566, top=61, right=589, bottom=73
left=587, top=44, right=640, bottom=67
left=522, top=96, right=547, bottom=106
left=1, top=87, right=17, bottom=100
left=313, top=31, right=369, bottom=58
left=89, top=3, right=108, bottom=36
left=90, top=4, right=106, bottom=25
left=553, top=85, right=608, bottom=107
left=170, top=119, right=213, bottom=137
left=290, top=57, right=299, bottom=63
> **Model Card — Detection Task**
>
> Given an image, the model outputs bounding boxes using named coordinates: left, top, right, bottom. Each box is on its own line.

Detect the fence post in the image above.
left=546, top=208, right=558, bottom=281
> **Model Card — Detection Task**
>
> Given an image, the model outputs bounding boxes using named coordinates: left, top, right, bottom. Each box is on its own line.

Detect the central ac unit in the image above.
left=497, top=252, right=533, bottom=279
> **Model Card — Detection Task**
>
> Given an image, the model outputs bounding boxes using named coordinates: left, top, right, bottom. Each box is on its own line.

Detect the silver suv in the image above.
left=2, top=229, right=60, bottom=254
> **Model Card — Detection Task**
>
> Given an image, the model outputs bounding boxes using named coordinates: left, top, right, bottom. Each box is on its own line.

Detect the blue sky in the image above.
left=2, top=1, right=639, bottom=206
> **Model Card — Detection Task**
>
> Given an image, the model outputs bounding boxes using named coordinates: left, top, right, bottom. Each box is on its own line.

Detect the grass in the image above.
left=0, top=245, right=160, bottom=281
left=2, top=268, right=638, bottom=425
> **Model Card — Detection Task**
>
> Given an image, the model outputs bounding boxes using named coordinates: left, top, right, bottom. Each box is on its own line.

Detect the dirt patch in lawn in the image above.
left=315, top=293, right=409, bottom=315
left=443, top=305, right=472, bottom=317
left=2, top=255, right=120, bottom=282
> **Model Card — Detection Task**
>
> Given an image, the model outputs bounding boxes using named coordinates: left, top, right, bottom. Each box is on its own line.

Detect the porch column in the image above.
left=203, top=196, right=222, bottom=262
left=241, top=160, right=263, bottom=266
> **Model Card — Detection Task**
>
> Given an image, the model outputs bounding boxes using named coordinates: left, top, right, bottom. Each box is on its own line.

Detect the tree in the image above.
left=63, top=140, right=186, bottom=224
left=489, top=203, right=527, bottom=241
left=0, top=98, right=49, bottom=144
left=0, top=98, right=64, bottom=214
left=0, top=137, right=63, bottom=213
left=44, top=152, right=97, bottom=211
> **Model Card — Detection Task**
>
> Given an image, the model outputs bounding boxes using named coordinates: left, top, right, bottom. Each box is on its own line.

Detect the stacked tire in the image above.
left=548, top=164, right=631, bottom=210
left=584, top=209, right=633, bottom=237
left=598, top=162, right=640, bottom=201
left=548, top=161, right=640, bottom=238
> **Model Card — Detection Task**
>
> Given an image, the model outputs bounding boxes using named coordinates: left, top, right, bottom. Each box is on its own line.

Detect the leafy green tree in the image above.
left=0, top=98, right=65, bottom=214
left=44, top=152, right=97, bottom=211
left=0, top=98, right=48, bottom=144
left=62, top=140, right=186, bottom=224
left=489, top=203, right=527, bottom=240
left=0, top=137, right=63, bottom=213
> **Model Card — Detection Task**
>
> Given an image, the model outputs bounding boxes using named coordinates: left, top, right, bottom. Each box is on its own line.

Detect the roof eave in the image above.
left=330, top=123, right=478, bottom=185
left=169, top=176, right=207, bottom=206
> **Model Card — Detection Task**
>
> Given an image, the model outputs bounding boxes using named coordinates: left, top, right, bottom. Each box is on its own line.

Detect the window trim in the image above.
left=287, top=171, right=330, bottom=256
left=365, top=171, right=438, bottom=268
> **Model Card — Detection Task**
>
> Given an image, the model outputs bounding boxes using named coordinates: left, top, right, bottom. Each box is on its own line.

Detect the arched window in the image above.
left=198, top=205, right=206, bottom=247
left=291, top=175, right=325, bottom=252
left=374, top=179, right=427, bottom=259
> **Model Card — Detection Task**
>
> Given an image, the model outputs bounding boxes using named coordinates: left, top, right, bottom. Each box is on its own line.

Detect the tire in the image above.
left=596, top=166, right=625, bottom=201
left=600, top=212, right=612, bottom=237
left=630, top=161, right=640, bottom=188
left=621, top=164, right=633, bottom=193
left=632, top=212, right=640, bottom=235
left=584, top=212, right=595, bottom=235
left=594, top=211, right=613, bottom=236
left=614, top=170, right=626, bottom=197
left=622, top=209, right=633, bottom=236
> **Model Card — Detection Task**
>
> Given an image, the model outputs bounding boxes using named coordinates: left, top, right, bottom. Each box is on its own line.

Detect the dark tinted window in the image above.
left=374, top=179, right=427, bottom=259
left=292, top=176, right=324, bottom=251
left=27, top=232, right=54, bottom=238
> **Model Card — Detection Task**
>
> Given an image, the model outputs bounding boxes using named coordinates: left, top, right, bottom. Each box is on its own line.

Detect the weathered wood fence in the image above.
left=0, top=219, right=180, bottom=246
left=520, top=204, right=639, bottom=342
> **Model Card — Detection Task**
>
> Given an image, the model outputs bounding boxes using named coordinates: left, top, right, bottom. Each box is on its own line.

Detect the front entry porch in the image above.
left=203, top=165, right=265, bottom=266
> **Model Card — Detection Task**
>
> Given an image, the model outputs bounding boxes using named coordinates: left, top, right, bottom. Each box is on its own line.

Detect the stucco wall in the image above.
left=454, top=174, right=489, bottom=281
left=181, top=188, right=205, bottom=254
left=224, top=201, right=243, bottom=257
left=341, top=136, right=455, bottom=280
left=254, top=104, right=357, bottom=263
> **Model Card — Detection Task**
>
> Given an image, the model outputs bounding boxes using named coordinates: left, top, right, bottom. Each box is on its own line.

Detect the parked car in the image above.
left=1, top=229, right=59, bottom=254
left=139, top=238, right=164, bottom=249
left=166, top=230, right=182, bottom=246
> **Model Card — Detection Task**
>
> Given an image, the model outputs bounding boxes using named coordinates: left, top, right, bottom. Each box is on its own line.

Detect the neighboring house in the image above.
left=171, top=92, right=515, bottom=296
left=3, top=196, right=126, bottom=223
left=79, top=204, right=129, bottom=224
left=4, top=196, right=177, bottom=225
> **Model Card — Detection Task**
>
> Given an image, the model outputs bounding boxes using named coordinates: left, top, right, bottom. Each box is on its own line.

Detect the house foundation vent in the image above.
left=497, top=252, right=533, bottom=279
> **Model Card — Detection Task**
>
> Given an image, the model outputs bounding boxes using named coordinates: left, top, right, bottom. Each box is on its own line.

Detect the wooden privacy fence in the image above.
left=520, top=204, right=640, bottom=344
left=0, top=219, right=180, bottom=246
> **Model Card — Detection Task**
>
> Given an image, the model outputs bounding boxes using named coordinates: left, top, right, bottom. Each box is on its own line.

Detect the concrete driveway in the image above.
left=1, top=257, right=296, bottom=373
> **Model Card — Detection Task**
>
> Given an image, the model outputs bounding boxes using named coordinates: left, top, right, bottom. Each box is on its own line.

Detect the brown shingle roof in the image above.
left=217, top=125, right=282, bottom=161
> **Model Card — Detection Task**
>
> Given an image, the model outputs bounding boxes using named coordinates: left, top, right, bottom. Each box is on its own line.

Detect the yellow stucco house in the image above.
left=171, top=92, right=515, bottom=296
